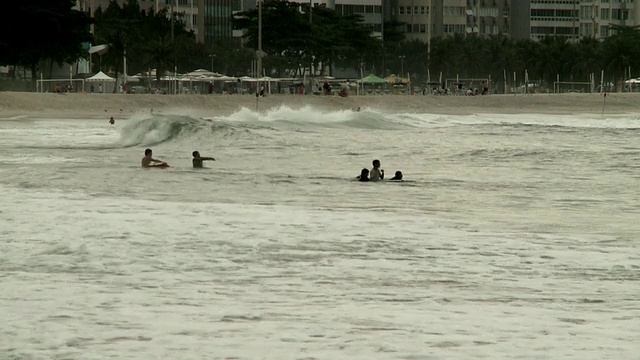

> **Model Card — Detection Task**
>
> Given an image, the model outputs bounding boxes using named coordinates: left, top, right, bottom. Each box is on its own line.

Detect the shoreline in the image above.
left=1, top=91, right=638, bottom=118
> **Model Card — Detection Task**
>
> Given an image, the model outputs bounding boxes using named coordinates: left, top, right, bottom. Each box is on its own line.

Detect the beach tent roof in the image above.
left=358, top=74, right=387, bottom=84
left=186, top=69, right=222, bottom=77
left=384, top=74, right=409, bottom=84
left=86, top=71, right=115, bottom=81
left=89, top=44, right=110, bottom=55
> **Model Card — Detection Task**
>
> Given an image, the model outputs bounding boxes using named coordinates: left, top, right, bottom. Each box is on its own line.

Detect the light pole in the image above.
left=209, top=54, right=215, bottom=72
left=399, top=55, right=405, bottom=78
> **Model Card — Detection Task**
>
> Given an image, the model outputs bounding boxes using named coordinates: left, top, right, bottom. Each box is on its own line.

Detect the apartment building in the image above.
left=579, top=0, right=639, bottom=39
left=511, top=0, right=580, bottom=41
left=511, top=0, right=640, bottom=41
left=389, top=0, right=510, bottom=43
left=333, top=0, right=384, bottom=38
left=197, top=0, right=240, bottom=45
left=466, top=0, right=510, bottom=37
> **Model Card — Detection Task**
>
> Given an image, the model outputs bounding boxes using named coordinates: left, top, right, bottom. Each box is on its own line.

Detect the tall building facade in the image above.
left=198, top=0, right=240, bottom=45
left=511, top=0, right=580, bottom=41
left=333, top=0, right=384, bottom=38
left=579, top=0, right=639, bottom=39
left=388, top=0, right=510, bottom=43
left=511, top=0, right=640, bottom=42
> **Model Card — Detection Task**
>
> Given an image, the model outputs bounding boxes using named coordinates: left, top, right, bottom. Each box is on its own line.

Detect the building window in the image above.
left=420, top=24, right=426, bottom=33
left=612, top=9, right=621, bottom=20
left=600, top=25, right=609, bottom=37
left=399, top=6, right=404, bottom=15
left=444, top=24, right=464, bottom=34
left=420, top=6, right=425, bottom=15
left=600, top=8, right=609, bottom=19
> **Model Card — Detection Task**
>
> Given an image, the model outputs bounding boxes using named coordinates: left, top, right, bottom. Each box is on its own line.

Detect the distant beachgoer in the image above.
left=109, top=117, right=115, bottom=125
left=357, top=168, right=370, bottom=182
left=192, top=151, right=215, bottom=168
left=370, top=159, right=384, bottom=182
left=141, top=148, right=164, bottom=168
left=389, top=171, right=403, bottom=181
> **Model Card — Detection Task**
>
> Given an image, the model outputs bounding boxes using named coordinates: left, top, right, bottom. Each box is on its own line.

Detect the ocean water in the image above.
left=1, top=105, right=639, bottom=359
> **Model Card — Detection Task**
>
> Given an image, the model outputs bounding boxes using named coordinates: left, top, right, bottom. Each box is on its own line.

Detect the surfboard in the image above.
left=149, top=162, right=170, bottom=168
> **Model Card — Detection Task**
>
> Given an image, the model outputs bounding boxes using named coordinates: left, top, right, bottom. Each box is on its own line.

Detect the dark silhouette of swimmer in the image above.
left=389, top=171, right=403, bottom=181
left=357, top=168, right=370, bottom=182
left=192, top=150, right=215, bottom=168
left=109, top=117, right=115, bottom=124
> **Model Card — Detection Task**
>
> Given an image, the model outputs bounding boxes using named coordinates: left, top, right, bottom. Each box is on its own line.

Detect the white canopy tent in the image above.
left=86, top=71, right=115, bottom=93
left=86, top=71, right=114, bottom=81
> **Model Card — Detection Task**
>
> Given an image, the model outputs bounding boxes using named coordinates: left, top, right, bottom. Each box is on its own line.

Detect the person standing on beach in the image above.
left=370, top=159, right=384, bottom=182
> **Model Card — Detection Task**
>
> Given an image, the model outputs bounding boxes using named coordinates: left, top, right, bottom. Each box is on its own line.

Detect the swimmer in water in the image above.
left=109, top=117, right=115, bottom=124
left=141, top=148, right=164, bottom=167
left=389, top=171, right=403, bottom=181
left=369, top=159, right=384, bottom=182
left=357, top=168, right=370, bottom=182
left=192, top=151, right=215, bottom=168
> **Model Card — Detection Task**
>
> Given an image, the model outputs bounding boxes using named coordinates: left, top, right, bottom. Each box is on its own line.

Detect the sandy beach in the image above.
left=1, top=91, right=638, bottom=118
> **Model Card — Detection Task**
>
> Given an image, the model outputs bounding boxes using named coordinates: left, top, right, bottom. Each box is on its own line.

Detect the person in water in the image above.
left=357, top=168, right=370, bottom=182
left=109, top=117, right=115, bottom=125
left=369, top=159, right=384, bottom=182
left=141, top=148, right=164, bottom=167
left=389, top=171, right=403, bottom=181
left=192, top=151, right=215, bottom=168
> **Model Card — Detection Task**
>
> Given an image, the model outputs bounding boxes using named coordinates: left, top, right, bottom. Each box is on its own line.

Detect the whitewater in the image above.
left=1, top=105, right=639, bottom=359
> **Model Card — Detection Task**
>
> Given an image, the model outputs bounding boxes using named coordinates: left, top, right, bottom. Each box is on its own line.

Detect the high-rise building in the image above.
left=511, top=0, right=640, bottom=42
left=511, top=0, right=579, bottom=41
left=198, top=0, right=241, bottom=45
left=579, top=0, right=638, bottom=39
left=388, top=0, right=510, bottom=43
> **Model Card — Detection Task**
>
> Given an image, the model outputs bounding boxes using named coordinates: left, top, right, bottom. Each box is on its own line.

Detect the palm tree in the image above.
left=572, top=37, right=602, bottom=81
left=144, top=35, right=175, bottom=83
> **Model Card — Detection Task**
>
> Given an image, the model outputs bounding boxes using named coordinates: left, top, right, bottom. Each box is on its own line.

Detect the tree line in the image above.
left=2, top=0, right=640, bottom=90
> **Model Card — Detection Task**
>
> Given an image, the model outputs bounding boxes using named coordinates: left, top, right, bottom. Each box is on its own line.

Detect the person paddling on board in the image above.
left=141, top=148, right=165, bottom=168
left=370, top=159, right=384, bottom=182
left=192, top=151, right=215, bottom=168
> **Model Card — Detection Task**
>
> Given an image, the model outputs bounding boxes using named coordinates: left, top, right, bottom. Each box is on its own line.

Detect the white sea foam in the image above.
left=0, top=106, right=638, bottom=359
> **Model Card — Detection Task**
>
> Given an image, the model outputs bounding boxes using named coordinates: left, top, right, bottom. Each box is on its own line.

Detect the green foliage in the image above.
left=232, top=0, right=381, bottom=76
left=93, top=0, right=198, bottom=82
left=0, top=0, right=93, bottom=79
left=423, top=26, right=640, bottom=89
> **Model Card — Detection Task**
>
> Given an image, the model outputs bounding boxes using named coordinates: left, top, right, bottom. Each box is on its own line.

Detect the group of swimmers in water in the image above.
left=141, top=148, right=215, bottom=168
left=357, top=159, right=403, bottom=182
left=142, top=149, right=404, bottom=181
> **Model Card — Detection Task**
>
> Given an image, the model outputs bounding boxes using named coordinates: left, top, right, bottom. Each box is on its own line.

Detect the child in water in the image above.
left=192, top=151, right=215, bottom=168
